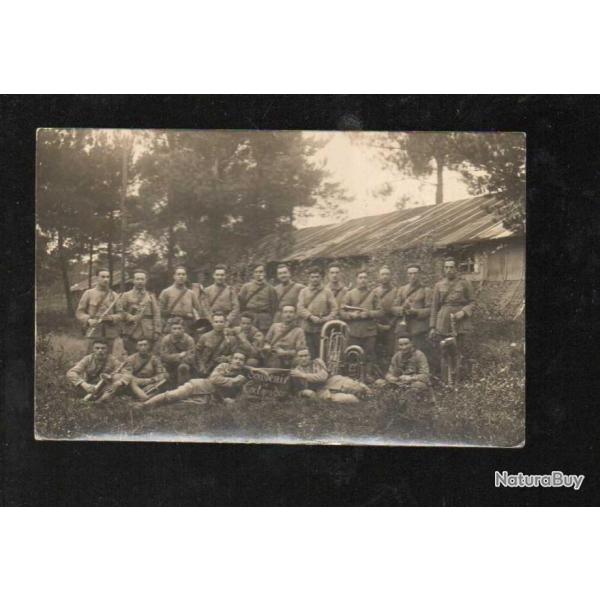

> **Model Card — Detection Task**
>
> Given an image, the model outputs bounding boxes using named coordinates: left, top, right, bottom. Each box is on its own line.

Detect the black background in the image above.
left=1, top=95, right=598, bottom=506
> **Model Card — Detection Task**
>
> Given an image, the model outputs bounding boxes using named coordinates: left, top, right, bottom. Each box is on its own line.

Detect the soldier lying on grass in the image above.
left=290, top=348, right=368, bottom=404
left=132, top=351, right=248, bottom=412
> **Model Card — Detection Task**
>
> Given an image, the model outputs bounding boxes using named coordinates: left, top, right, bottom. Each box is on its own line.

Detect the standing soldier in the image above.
left=203, top=264, right=240, bottom=326
left=238, top=264, right=278, bottom=334
left=263, top=305, right=307, bottom=368
left=429, top=257, right=475, bottom=363
left=159, top=317, right=196, bottom=386
left=195, top=311, right=238, bottom=377
left=392, top=264, right=432, bottom=359
left=326, top=262, right=348, bottom=310
left=158, top=266, right=205, bottom=334
left=340, top=270, right=383, bottom=375
left=373, top=265, right=398, bottom=368
left=118, top=269, right=162, bottom=355
left=296, top=267, right=337, bottom=360
left=273, top=263, right=305, bottom=324
left=75, top=267, right=121, bottom=353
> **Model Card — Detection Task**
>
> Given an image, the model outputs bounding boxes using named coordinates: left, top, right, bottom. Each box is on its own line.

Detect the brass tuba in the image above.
left=342, top=345, right=366, bottom=382
left=319, top=319, right=348, bottom=375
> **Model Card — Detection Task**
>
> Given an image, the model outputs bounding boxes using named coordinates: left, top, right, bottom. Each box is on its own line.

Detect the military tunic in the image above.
left=273, top=281, right=305, bottom=323
left=393, top=283, right=433, bottom=336
left=231, top=324, right=265, bottom=364
left=264, top=322, right=307, bottom=367
left=67, top=353, right=120, bottom=388
left=75, top=286, right=120, bottom=348
left=119, top=352, right=167, bottom=385
left=387, top=349, right=430, bottom=384
left=159, top=332, right=196, bottom=374
left=158, top=284, right=204, bottom=333
left=291, top=358, right=329, bottom=393
left=326, top=283, right=349, bottom=310
left=195, top=330, right=237, bottom=376
left=204, top=283, right=240, bottom=325
left=297, top=285, right=337, bottom=359
left=430, top=277, right=475, bottom=335
left=118, top=289, right=162, bottom=351
left=374, top=284, right=398, bottom=328
left=238, top=280, right=278, bottom=333
left=165, top=363, right=246, bottom=403
left=340, top=287, right=383, bottom=338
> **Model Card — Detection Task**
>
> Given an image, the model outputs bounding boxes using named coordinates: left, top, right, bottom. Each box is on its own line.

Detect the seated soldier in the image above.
left=230, top=312, right=263, bottom=365
left=374, top=336, right=431, bottom=402
left=96, top=338, right=168, bottom=403
left=195, top=311, right=238, bottom=377
left=236, top=329, right=268, bottom=367
left=263, top=304, right=307, bottom=368
left=159, top=317, right=196, bottom=385
left=290, top=348, right=364, bottom=403
left=133, top=351, right=248, bottom=411
left=66, top=339, right=122, bottom=400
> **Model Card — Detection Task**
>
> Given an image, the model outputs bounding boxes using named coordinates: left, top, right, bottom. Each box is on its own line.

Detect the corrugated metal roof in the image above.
left=258, top=194, right=518, bottom=262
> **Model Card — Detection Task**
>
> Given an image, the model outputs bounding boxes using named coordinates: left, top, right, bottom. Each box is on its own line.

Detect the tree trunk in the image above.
left=435, top=157, right=444, bottom=205
left=107, top=211, right=114, bottom=286
left=88, top=238, right=94, bottom=288
left=57, top=229, right=74, bottom=317
left=166, top=220, right=175, bottom=274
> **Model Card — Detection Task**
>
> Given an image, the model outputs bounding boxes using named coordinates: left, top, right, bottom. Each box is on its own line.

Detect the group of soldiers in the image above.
left=66, top=258, right=475, bottom=409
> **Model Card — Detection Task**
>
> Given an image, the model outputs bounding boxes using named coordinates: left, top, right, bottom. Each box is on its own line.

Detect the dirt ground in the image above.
left=34, top=316, right=525, bottom=447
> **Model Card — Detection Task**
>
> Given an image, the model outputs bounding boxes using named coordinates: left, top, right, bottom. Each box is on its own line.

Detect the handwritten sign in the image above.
left=243, top=367, right=291, bottom=400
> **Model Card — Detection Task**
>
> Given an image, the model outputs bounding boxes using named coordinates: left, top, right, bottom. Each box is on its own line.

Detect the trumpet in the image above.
left=319, top=320, right=348, bottom=375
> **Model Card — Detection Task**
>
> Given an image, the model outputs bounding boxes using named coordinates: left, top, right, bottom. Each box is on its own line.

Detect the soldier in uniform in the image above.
left=273, top=263, right=305, bottom=324
left=75, top=267, right=121, bottom=353
left=133, top=351, right=248, bottom=411
left=230, top=312, right=264, bottom=366
left=238, top=264, right=278, bottom=334
left=296, top=267, right=337, bottom=360
left=158, top=266, right=205, bottom=334
left=373, top=265, right=398, bottom=368
left=391, top=264, right=432, bottom=360
left=159, top=317, right=196, bottom=386
left=66, top=339, right=121, bottom=398
left=340, top=270, right=383, bottom=375
left=96, top=338, right=168, bottom=403
left=429, top=257, right=475, bottom=364
left=195, top=311, right=238, bottom=377
left=290, top=347, right=329, bottom=398
left=263, top=304, right=307, bottom=368
left=118, top=269, right=162, bottom=355
left=374, top=336, right=431, bottom=402
left=203, top=264, right=240, bottom=326
left=290, top=348, right=366, bottom=403
left=326, top=262, right=348, bottom=310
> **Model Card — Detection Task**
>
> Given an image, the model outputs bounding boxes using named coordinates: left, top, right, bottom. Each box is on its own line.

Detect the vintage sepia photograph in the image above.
left=35, top=128, right=525, bottom=446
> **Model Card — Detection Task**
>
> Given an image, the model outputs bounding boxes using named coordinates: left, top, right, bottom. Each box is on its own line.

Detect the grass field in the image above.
left=35, top=313, right=525, bottom=447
